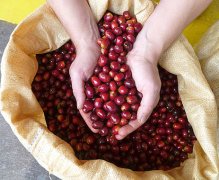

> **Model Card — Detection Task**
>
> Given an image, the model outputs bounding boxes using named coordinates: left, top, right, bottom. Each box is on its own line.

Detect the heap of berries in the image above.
left=32, top=11, right=196, bottom=171
left=83, top=11, right=143, bottom=138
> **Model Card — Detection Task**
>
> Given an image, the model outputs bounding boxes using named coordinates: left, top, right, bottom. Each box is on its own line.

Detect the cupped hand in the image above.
left=69, top=44, right=100, bottom=133
left=116, top=48, right=161, bottom=140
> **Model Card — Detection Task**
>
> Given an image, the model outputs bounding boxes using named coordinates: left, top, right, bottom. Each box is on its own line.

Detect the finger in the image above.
left=116, top=90, right=159, bottom=140
left=116, top=119, right=143, bottom=140
left=79, top=109, right=99, bottom=133
left=70, top=73, right=85, bottom=109
left=137, top=90, right=159, bottom=123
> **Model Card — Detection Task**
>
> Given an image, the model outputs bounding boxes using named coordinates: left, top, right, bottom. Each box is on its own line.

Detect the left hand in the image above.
left=116, top=41, right=161, bottom=140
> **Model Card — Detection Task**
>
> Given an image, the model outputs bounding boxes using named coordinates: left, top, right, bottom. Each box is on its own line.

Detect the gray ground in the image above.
left=0, top=21, right=59, bottom=180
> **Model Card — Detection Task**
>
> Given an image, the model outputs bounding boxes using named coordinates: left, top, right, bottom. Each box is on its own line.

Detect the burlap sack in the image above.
left=0, top=0, right=218, bottom=179
left=196, top=21, right=219, bottom=149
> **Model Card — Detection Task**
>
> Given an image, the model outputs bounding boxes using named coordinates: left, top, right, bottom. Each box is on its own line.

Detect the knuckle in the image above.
left=138, top=117, right=145, bottom=124
left=137, top=120, right=144, bottom=128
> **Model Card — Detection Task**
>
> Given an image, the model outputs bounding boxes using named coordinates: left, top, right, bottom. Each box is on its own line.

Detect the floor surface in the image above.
left=0, top=20, right=59, bottom=180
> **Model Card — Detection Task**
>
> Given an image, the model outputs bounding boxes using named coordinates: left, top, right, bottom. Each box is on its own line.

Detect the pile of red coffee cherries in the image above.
left=32, top=11, right=196, bottom=171
left=83, top=11, right=143, bottom=138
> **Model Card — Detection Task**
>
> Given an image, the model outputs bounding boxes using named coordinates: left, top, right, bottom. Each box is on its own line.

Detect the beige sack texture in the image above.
left=0, top=0, right=218, bottom=179
left=196, top=21, right=219, bottom=151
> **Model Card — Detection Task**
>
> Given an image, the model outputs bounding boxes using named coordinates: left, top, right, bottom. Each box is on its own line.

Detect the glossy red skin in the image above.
left=123, top=11, right=131, bottom=20
left=110, top=113, right=121, bottom=124
left=109, top=81, right=117, bottom=91
left=96, top=108, right=107, bottom=119
left=100, top=92, right=110, bottom=102
left=105, top=29, right=115, bottom=40
left=98, top=84, right=109, bottom=93
left=127, top=34, right=135, bottom=43
left=118, top=85, right=129, bottom=95
left=112, top=125, right=120, bottom=135
left=108, top=51, right=119, bottom=61
left=91, top=76, right=101, bottom=87
left=110, top=61, right=121, bottom=71
left=126, top=95, right=138, bottom=104
left=98, top=55, right=108, bottom=67
left=99, top=72, right=111, bottom=83
left=114, top=95, right=125, bottom=106
left=92, top=121, right=104, bottom=129
left=115, top=36, right=124, bottom=45
left=94, top=98, right=104, bottom=108
left=113, top=27, right=123, bottom=35
left=104, top=12, right=114, bottom=22
left=114, top=73, right=124, bottom=82
left=85, top=86, right=95, bottom=99
left=104, top=101, right=118, bottom=113
left=83, top=100, right=94, bottom=112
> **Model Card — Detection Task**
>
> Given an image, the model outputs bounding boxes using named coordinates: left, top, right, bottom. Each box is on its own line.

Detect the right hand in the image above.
left=69, top=43, right=100, bottom=133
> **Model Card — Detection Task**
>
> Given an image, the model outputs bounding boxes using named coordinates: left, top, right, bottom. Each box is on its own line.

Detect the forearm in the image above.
left=47, top=0, right=99, bottom=53
left=134, top=0, right=212, bottom=63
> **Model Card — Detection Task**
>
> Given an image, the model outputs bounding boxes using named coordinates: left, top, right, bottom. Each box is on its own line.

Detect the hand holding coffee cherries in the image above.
left=116, top=50, right=161, bottom=140
left=48, top=0, right=212, bottom=140
left=78, top=12, right=161, bottom=140
left=78, top=11, right=162, bottom=140
left=69, top=44, right=100, bottom=133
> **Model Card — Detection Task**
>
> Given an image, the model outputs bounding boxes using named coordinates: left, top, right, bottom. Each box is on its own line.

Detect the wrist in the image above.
left=76, top=42, right=100, bottom=58
left=74, top=32, right=100, bottom=51
left=69, top=14, right=100, bottom=51
left=129, top=29, right=163, bottom=65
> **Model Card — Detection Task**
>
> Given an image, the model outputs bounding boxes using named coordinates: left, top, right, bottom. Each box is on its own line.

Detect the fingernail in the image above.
left=138, top=112, right=143, bottom=122
left=140, top=115, right=149, bottom=123
left=116, top=135, right=123, bottom=140
left=139, top=114, right=145, bottom=123
left=77, top=103, right=82, bottom=109
left=140, top=117, right=144, bottom=123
